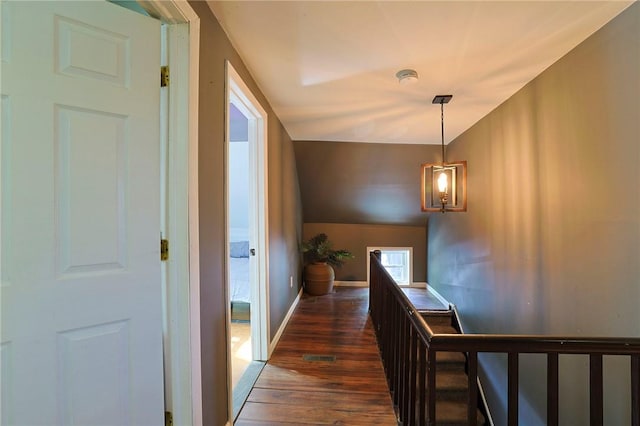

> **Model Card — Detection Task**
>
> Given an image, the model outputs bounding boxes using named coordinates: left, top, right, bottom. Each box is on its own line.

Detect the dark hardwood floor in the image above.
left=235, top=287, right=398, bottom=425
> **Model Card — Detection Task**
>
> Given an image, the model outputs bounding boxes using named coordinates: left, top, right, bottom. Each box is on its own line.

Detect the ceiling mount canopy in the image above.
left=432, top=95, right=452, bottom=104
left=395, top=69, right=419, bottom=84
left=421, top=95, right=467, bottom=213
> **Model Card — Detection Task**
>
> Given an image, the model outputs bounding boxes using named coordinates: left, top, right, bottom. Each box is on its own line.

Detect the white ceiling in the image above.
left=208, top=1, right=633, bottom=145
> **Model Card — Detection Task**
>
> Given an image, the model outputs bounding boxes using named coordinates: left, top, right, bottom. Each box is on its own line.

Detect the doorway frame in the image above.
left=225, top=62, right=270, bottom=366
left=138, top=1, right=202, bottom=425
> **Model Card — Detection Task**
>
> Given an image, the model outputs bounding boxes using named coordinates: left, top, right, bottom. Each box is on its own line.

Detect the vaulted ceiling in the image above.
left=208, top=1, right=632, bottom=145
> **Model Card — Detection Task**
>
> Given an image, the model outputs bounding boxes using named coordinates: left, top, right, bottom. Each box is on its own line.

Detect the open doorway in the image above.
left=227, top=102, right=252, bottom=386
left=225, top=62, right=270, bottom=419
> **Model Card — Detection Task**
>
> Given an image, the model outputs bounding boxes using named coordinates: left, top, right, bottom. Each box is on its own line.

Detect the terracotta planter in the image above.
left=304, top=262, right=335, bottom=296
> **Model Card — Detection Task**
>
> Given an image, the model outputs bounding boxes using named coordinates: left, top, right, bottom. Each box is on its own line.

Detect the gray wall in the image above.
left=429, top=4, right=639, bottom=424
left=295, top=142, right=438, bottom=284
left=190, top=3, right=303, bottom=424
left=294, top=141, right=441, bottom=226
left=303, top=223, right=427, bottom=282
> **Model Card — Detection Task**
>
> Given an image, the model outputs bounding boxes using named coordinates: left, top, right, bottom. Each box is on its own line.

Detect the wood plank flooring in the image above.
left=235, top=287, right=397, bottom=425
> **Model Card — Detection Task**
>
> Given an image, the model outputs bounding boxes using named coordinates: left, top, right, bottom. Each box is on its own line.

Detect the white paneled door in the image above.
left=1, top=2, right=164, bottom=425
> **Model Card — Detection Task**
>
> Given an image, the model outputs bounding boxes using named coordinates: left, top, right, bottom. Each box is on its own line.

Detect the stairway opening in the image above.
left=420, top=310, right=490, bottom=425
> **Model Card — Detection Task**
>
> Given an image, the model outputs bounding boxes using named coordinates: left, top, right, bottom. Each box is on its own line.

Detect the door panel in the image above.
left=56, top=106, right=128, bottom=276
left=1, top=2, right=163, bottom=425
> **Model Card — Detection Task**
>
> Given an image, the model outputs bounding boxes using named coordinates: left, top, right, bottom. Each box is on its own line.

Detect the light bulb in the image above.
left=437, top=171, right=448, bottom=194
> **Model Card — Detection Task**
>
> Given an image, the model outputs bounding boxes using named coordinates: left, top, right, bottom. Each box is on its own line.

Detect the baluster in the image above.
left=390, top=296, right=396, bottom=404
left=590, top=354, right=603, bottom=426
left=408, top=328, right=417, bottom=425
left=468, top=351, right=478, bottom=426
left=382, top=286, right=390, bottom=376
left=393, top=302, right=400, bottom=405
left=372, top=268, right=378, bottom=322
left=632, top=354, right=639, bottom=426
left=547, top=353, right=559, bottom=426
left=399, top=312, right=408, bottom=421
left=406, top=316, right=412, bottom=422
left=397, top=312, right=404, bottom=420
left=508, top=352, right=518, bottom=426
left=427, top=349, right=436, bottom=425
left=419, top=340, right=426, bottom=425
left=387, top=297, right=392, bottom=375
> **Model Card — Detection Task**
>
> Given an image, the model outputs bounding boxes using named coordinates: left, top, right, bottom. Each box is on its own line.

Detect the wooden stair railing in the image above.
left=369, top=252, right=640, bottom=426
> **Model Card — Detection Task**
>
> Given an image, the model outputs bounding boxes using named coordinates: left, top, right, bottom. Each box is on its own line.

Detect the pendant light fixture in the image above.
left=421, top=95, right=467, bottom=213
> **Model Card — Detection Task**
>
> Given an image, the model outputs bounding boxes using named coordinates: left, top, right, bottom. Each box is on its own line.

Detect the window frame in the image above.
left=366, top=246, right=413, bottom=286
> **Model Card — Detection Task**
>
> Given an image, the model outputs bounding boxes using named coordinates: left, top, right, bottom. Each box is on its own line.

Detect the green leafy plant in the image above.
left=301, top=233, right=354, bottom=268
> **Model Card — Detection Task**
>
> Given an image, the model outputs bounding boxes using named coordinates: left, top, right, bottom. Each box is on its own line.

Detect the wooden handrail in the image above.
left=428, top=334, right=640, bottom=355
left=368, top=252, right=640, bottom=426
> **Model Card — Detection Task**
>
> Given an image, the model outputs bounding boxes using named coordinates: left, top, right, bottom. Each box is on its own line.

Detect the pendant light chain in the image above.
left=440, top=101, right=445, bottom=166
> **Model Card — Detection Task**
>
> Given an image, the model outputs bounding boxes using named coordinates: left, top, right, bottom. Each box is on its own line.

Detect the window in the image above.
left=367, top=247, right=413, bottom=286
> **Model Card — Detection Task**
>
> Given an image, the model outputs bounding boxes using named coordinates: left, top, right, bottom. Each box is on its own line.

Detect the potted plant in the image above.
left=301, top=233, right=354, bottom=296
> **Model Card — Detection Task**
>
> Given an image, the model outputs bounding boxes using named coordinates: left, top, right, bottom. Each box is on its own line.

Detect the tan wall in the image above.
left=429, top=4, right=639, bottom=424
left=189, top=3, right=303, bottom=424
left=303, top=223, right=426, bottom=282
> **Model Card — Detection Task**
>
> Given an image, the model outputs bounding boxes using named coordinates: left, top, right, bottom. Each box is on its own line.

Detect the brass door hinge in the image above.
left=161, top=238, right=169, bottom=261
left=161, top=66, right=170, bottom=87
left=165, top=411, right=173, bottom=426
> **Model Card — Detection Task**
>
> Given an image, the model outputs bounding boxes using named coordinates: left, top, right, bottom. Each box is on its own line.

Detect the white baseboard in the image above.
left=334, top=280, right=368, bottom=287
left=425, top=283, right=451, bottom=307
left=334, top=281, right=428, bottom=288
left=268, top=288, right=302, bottom=357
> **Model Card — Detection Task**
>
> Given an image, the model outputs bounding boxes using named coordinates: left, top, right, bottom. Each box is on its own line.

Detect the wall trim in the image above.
left=334, top=280, right=368, bottom=287
left=268, top=288, right=303, bottom=356
left=333, top=281, right=428, bottom=288
left=226, top=61, right=270, bottom=362
left=139, top=2, right=202, bottom=425
left=425, top=283, right=451, bottom=307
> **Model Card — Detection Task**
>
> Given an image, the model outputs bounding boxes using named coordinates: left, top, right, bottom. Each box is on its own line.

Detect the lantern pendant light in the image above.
left=421, top=95, right=467, bottom=213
